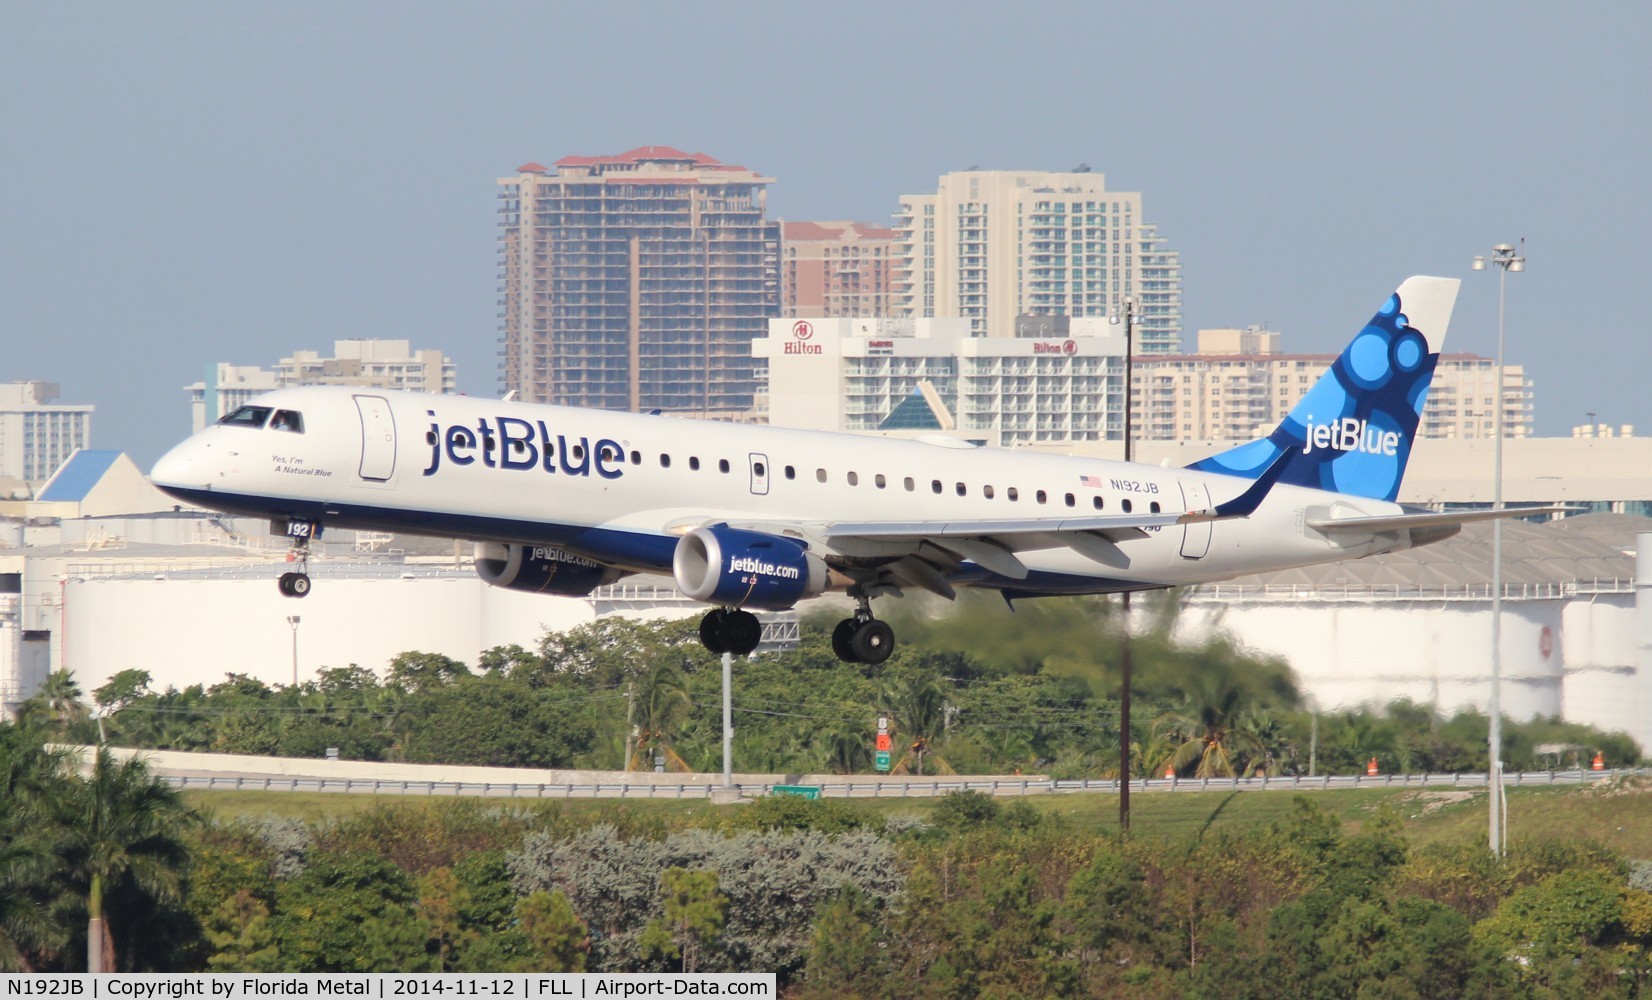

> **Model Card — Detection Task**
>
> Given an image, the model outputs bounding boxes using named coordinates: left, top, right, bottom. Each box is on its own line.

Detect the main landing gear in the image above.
left=278, top=520, right=317, bottom=598
left=830, top=591, right=895, bottom=665
left=699, top=607, right=763, bottom=656
left=695, top=592, right=897, bottom=664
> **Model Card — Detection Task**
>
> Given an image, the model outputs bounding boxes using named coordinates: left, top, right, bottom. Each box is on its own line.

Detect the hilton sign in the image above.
left=786, top=319, right=823, bottom=355
left=1033, top=340, right=1079, bottom=356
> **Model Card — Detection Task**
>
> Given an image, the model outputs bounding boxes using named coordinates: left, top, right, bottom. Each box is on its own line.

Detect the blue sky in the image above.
left=4, top=3, right=1648, bottom=466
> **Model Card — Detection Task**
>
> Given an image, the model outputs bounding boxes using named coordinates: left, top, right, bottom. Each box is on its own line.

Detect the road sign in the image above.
left=874, top=751, right=892, bottom=772
left=771, top=785, right=821, bottom=799
left=875, top=733, right=892, bottom=751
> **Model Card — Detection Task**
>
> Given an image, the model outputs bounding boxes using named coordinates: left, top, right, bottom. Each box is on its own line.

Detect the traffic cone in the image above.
left=1592, top=752, right=1605, bottom=771
left=1164, top=764, right=1176, bottom=779
left=1366, top=756, right=1379, bottom=776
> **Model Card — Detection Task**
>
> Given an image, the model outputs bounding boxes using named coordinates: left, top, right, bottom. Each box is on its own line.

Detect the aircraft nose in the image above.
left=150, top=438, right=207, bottom=491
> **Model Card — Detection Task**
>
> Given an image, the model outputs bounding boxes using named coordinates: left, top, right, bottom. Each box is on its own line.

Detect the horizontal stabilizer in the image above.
left=1306, top=505, right=1573, bottom=533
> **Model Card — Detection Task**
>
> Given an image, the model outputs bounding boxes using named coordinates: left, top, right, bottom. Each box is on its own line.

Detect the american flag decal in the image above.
left=1079, top=474, right=1105, bottom=488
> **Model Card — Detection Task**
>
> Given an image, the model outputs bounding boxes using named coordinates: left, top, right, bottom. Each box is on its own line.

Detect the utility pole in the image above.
left=1114, top=296, right=1136, bottom=833
left=1471, top=241, right=1525, bottom=858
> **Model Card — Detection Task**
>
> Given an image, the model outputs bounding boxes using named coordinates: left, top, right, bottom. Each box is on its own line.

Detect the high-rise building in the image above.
left=892, top=169, right=1182, bottom=351
left=0, top=382, right=93, bottom=485
left=780, top=221, right=896, bottom=318
left=754, top=316, right=1127, bottom=448
left=1130, top=327, right=1534, bottom=442
left=499, top=149, right=780, bottom=416
left=186, top=340, right=456, bottom=431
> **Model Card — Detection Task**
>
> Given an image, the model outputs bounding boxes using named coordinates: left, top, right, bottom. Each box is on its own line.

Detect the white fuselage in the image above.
left=150, top=386, right=1415, bottom=597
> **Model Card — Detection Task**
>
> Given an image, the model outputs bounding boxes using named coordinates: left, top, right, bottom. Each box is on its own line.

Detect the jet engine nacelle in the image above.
left=474, top=542, right=622, bottom=596
left=672, top=525, right=827, bottom=611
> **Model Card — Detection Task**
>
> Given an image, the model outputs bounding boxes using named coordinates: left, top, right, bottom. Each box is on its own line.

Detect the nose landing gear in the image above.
left=278, top=519, right=319, bottom=598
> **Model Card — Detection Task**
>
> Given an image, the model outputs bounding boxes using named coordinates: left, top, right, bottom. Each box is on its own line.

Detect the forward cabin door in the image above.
left=354, top=394, right=397, bottom=482
left=1180, top=481, right=1212, bottom=559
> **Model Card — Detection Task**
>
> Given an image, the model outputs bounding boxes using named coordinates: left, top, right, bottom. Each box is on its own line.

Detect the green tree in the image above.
left=1475, top=868, right=1627, bottom=991
left=416, top=867, right=474, bottom=972
left=388, top=652, right=472, bottom=693
left=640, top=868, right=726, bottom=974
left=56, top=748, right=193, bottom=972
left=271, top=851, right=426, bottom=972
left=204, top=890, right=281, bottom=972
left=1, top=725, right=72, bottom=971
left=801, top=886, right=889, bottom=997
left=514, top=890, right=589, bottom=973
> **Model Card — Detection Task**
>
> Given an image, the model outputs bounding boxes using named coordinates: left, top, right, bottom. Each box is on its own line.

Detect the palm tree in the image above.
left=56, top=748, right=193, bottom=972
left=0, top=727, right=69, bottom=970
left=881, top=674, right=954, bottom=776
left=628, top=662, right=693, bottom=772
left=1231, top=710, right=1293, bottom=777
left=823, top=723, right=872, bottom=775
left=15, top=671, right=91, bottom=740
left=1153, top=671, right=1249, bottom=778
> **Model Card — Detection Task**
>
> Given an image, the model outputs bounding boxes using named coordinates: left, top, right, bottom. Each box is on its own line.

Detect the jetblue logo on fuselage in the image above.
left=1300, top=416, right=1400, bottom=457
left=729, top=556, right=800, bottom=581
left=422, top=411, right=625, bottom=480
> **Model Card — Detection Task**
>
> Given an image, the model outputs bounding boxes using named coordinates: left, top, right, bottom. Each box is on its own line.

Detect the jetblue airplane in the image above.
left=151, top=276, right=1538, bottom=664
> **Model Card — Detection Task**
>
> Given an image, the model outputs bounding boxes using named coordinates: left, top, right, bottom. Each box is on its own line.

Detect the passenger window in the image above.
left=875, top=474, right=886, bottom=489
left=1123, top=499, right=1134, bottom=513
left=218, top=405, right=272, bottom=428
left=785, top=465, right=796, bottom=480
left=817, top=468, right=828, bottom=483
left=660, top=454, right=672, bottom=468
left=689, top=456, right=701, bottom=471
left=572, top=444, right=586, bottom=460
left=599, top=444, right=618, bottom=462
left=1036, top=490, right=1048, bottom=504
left=1007, top=487, right=1019, bottom=501
left=630, top=450, right=641, bottom=465
left=932, top=480, right=943, bottom=494
left=1064, top=493, right=1076, bottom=507
left=1092, top=496, right=1104, bottom=510
left=1150, top=501, right=1161, bottom=513
left=719, top=459, right=730, bottom=473
left=904, top=477, right=915, bottom=491
left=983, top=485, right=995, bottom=499
left=270, top=410, right=304, bottom=433
left=955, top=483, right=967, bottom=497
left=847, top=471, right=859, bottom=486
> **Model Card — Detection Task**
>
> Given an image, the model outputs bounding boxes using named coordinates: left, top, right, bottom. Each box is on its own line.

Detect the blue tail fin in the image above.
left=1188, top=276, right=1461, bottom=502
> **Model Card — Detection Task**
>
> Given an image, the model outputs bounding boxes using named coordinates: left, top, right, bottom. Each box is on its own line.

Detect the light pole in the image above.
left=286, top=615, right=301, bottom=688
left=1471, top=241, right=1525, bottom=857
left=1112, top=297, right=1136, bottom=833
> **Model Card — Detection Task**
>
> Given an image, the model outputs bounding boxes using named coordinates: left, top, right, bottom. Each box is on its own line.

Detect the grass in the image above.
left=182, top=776, right=1652, bottom=860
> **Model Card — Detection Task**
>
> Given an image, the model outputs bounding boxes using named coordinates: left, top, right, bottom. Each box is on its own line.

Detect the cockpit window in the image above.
left=270, top=410, right=304, bottom=433
left=218, top=405, right=272, bottom=428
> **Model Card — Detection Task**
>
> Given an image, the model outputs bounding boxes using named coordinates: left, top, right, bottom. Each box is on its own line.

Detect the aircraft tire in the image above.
left=699, top=610, right=730, bottom=655
left=278, top=572, right=294, bottom=596
left=289, top=573, right=311, bottom=598
left=831, top=618, right=859, bottom=662
left=850, top=620, right=895, bottom=665
left=727, top=609, right=763, bottom=655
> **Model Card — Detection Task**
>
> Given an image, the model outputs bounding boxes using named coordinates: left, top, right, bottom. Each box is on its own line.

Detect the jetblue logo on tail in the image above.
left=1301, top=417, right=1400, bottom=457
